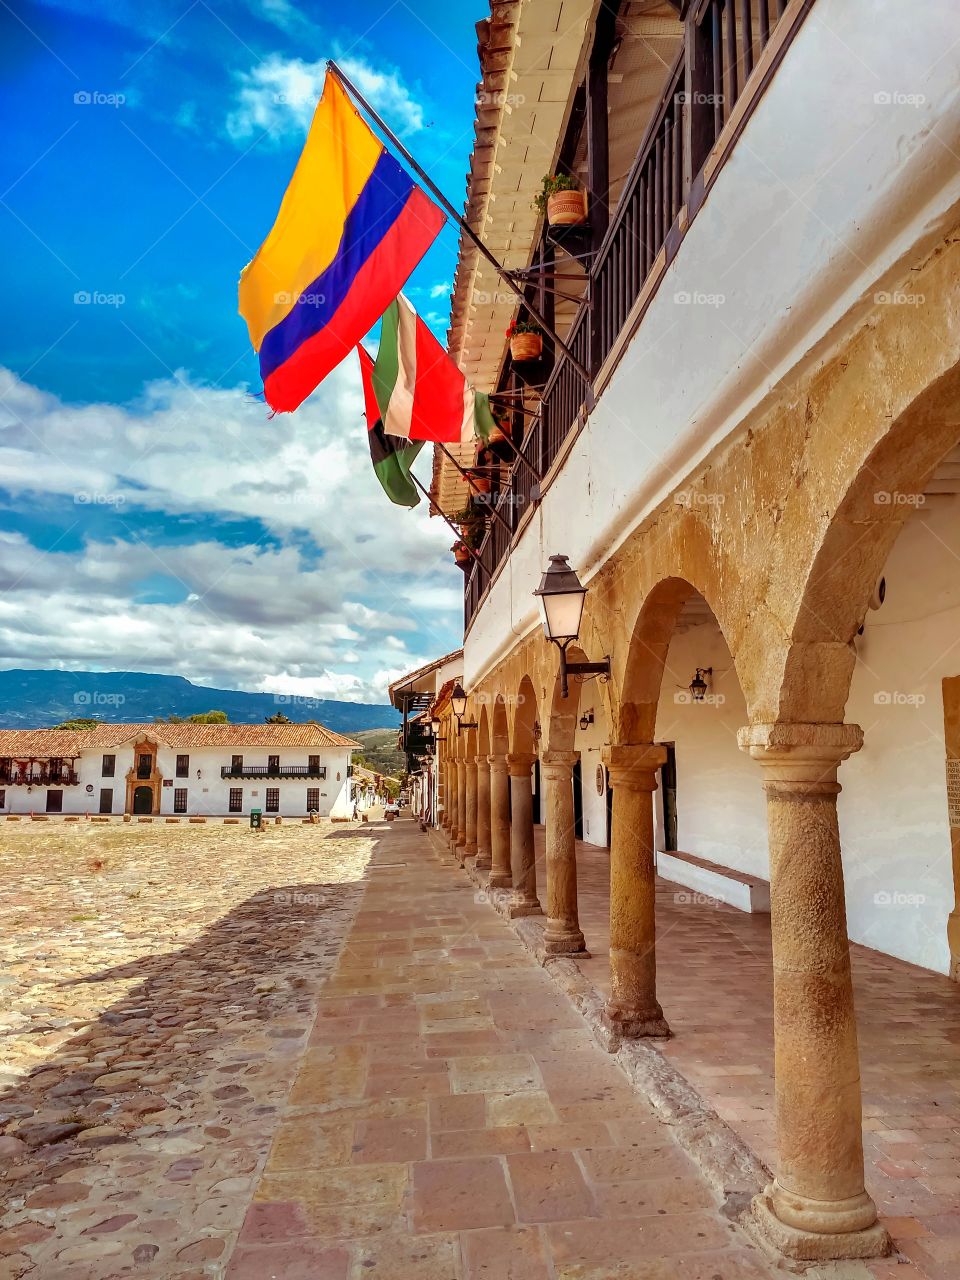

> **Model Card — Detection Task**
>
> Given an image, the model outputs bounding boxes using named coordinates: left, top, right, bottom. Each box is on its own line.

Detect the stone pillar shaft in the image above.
left=464, top=759, right=478, bottom=855
left=475, top=757, right=492, bottom=870
left=488, top=756, right=512, bottom=887
left=739, top=722, right=888, bottom=1261
left=507, top=753, right=540, bottom=915
left=601, top=744, right=670, bottom=1038
left=455, top=760, right=467, bottom=850
left=541, top=750, right=586, bottom=954
left=440, top=757, right=450, bottom=828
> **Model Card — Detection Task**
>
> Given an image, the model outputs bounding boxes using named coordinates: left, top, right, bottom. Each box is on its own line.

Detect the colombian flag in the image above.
left=239, top=71, right=444, bottom=413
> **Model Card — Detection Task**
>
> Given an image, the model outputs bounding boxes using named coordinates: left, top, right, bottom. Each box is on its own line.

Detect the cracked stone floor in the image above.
left=0, top=816, right=909, bottom=1279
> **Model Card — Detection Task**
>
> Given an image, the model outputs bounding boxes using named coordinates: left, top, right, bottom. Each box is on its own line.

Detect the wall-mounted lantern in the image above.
left=579, top=709, right=594, bottom=731
left=689, top=667, right=713, bottom=702
left=534, top=554, right=611, bottom=698
left=450, top=682, right=478, bottom=735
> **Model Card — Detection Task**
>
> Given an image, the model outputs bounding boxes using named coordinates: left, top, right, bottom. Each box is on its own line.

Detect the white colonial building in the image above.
left=0, top=722, right=358, bottom=819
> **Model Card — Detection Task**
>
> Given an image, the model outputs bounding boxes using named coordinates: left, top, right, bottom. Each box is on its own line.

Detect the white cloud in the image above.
left=0, top=364, right=463, bottom=702
left=430, top=282, right=451, bottom=299
left=226, top=53, right=424, bottom=144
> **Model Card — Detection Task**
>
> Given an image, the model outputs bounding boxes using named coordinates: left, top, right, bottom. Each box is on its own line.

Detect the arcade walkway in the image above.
left=531, top=828, right=960, bottom=1280
left=231, top=820, right=783, bottom=1279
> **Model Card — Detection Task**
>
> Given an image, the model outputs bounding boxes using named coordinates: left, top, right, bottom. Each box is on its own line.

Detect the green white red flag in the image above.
left=372, top=294, right=497, bottom=444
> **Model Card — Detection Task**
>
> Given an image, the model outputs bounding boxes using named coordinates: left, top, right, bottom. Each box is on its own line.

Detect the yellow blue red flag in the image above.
left=238, top=71, right=444, bottom=413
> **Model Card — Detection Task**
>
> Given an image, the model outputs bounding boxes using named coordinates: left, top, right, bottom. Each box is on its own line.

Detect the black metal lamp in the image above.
left=429, top=713, right=446, bottom=744
left=579, top=709, right=594, bottom=731
left=450, top=682, right=478, bottom=734
left=689, top=667, right=712, bottom=702
left=534, top=554, right=610, bottom=698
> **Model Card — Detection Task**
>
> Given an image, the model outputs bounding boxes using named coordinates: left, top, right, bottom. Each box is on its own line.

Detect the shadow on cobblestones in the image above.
left=0, top=825, right=372, bottom=1278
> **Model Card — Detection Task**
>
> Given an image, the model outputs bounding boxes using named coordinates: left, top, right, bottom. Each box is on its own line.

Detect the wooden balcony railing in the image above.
left=220, top=765, right=327, bottom=779
left=464, top=0, right=810, bottom=632
left=0, top=766, right=80, bottom=786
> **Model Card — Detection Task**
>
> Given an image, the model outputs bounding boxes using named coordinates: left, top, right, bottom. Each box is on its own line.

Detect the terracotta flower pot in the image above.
left=453, top=543, right=471, bottom=565
left=510, top=332, right=543, bottom=362
left=468, top=472, right=491, bottom=494
left=547, top=189, right=587, bottom=226
left=488, top=424, right=509, bottom=446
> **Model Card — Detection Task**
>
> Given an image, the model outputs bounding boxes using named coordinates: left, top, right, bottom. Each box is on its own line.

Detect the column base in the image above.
left=508, top=897, right=543, bottom=919
left=543, top=927, right=589, bottom=956
left=752, top=1184, right=890, bottom=1261
left=602, top=1001, right=671, bottom=1039
left=475, top=853, right=492, bottom=871
left=488, top=873, right=512, bottom=888
left=463, top=841, right=478, bottom=856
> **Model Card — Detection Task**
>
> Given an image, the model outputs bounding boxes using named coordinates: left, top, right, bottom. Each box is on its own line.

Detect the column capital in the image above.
left=540, top=750, right=578, bottom=781
left=506, top=752, right=537, bottom=776
left=738, top=722, right=863, bottom=793
left=601, top=743, right=666, bottom=791
left=487, top=754, right=509, bottom=773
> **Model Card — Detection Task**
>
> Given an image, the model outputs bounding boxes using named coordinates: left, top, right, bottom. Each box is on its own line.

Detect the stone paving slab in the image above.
left=228, top=820, right=820, bottom=1280
left=0, top=821, right=372, bottom=1277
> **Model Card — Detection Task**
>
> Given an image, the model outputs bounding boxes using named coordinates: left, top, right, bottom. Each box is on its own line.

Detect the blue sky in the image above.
left=0, top=0, right=478, bottom=703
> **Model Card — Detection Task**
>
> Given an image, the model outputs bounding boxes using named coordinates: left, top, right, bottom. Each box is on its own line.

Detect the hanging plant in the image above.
left=534, top=173, right=588, bottom=226
left=452, top=540, right=472, bottom=567
left=453, top=506, right=486, bottom=550
left=464, top=466, right=491, bottom=495
left=507, top=318, right=543, bottom=363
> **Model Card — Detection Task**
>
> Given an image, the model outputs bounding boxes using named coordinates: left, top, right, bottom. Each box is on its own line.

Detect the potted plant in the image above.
left=465, top=466, right=491, bottom=495
left=534, top=172, right=588, bottom=226
left=452, top=539, right=472, bottom=569
left=488, top=410, right=511, bottom=446
left=507, top=318, right=543, bottom=363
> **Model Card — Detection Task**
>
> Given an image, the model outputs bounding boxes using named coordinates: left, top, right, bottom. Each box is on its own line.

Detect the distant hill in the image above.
left=352, top=728, right=404, bottom=779
left=0, top=670, right=400, bottom=735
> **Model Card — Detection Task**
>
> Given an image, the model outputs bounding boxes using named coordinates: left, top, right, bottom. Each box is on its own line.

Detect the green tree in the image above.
left=188, top=710, right=228, bottom=723
left=264, top=711, right=291, bottom=723
left=53, top=717, right=101, bottom=730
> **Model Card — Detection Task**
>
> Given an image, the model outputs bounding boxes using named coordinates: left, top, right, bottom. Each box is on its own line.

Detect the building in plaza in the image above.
left=409, top=0, right=960, bottom=1265
left=389, top=650, right=463, bottom=825
left=0, top=722, right=358, bottom=818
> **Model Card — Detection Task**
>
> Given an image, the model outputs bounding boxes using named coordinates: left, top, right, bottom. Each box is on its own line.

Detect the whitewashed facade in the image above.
left=0, top=723, right=358, bottom=819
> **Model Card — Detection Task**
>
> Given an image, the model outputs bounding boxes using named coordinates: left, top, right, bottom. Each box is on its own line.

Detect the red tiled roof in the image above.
left=0, top=722, right=360, bottom=757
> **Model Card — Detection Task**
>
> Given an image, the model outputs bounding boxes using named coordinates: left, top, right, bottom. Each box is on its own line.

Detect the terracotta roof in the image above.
left=388, top=650, right=463, bottom=702
left=0, top=722, right=361, bottom=756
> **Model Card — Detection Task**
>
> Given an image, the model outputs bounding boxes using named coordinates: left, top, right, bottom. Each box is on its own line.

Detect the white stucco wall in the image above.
left=637, top=497, right=960, bottom=975
left=465, top=0, right=960, bottom=689
left=653, top=626, right=768, bottom=878
left=0, top=744, right=354, bottom=817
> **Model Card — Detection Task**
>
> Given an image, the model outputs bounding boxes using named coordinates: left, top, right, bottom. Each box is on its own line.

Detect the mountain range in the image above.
left=0, top=670, right=400, bottom=734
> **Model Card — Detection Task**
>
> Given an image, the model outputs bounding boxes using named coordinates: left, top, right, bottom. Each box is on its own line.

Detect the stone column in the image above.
left=455, top=759, right=467, bottom=854
left=601, top=744, right=670, bottom=1038
left=541, top=750, right=587, bottom=954
left=447, top=759, right=459, bottom=847
left=439, top=756, right=449, bottom=829
left=506, top=753, right=541, bottom=916
left=464, top=757, right=478, bottom=856
left=475, top=756, right=492, bottom=871
left=739, top=723, right=889, bottom=1261
left=488, top=755, right=512, bottom=887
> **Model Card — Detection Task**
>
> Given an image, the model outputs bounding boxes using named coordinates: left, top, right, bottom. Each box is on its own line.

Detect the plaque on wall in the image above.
left=596, top=765, right=605, bottom=795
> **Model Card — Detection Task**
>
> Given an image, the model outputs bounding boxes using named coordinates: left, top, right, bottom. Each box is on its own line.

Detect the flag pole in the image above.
left=409, top=473, right=484, bottom=566
left=435, top=442, right=514, bottom=534
left=328, top=61, right=593, bottom=390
